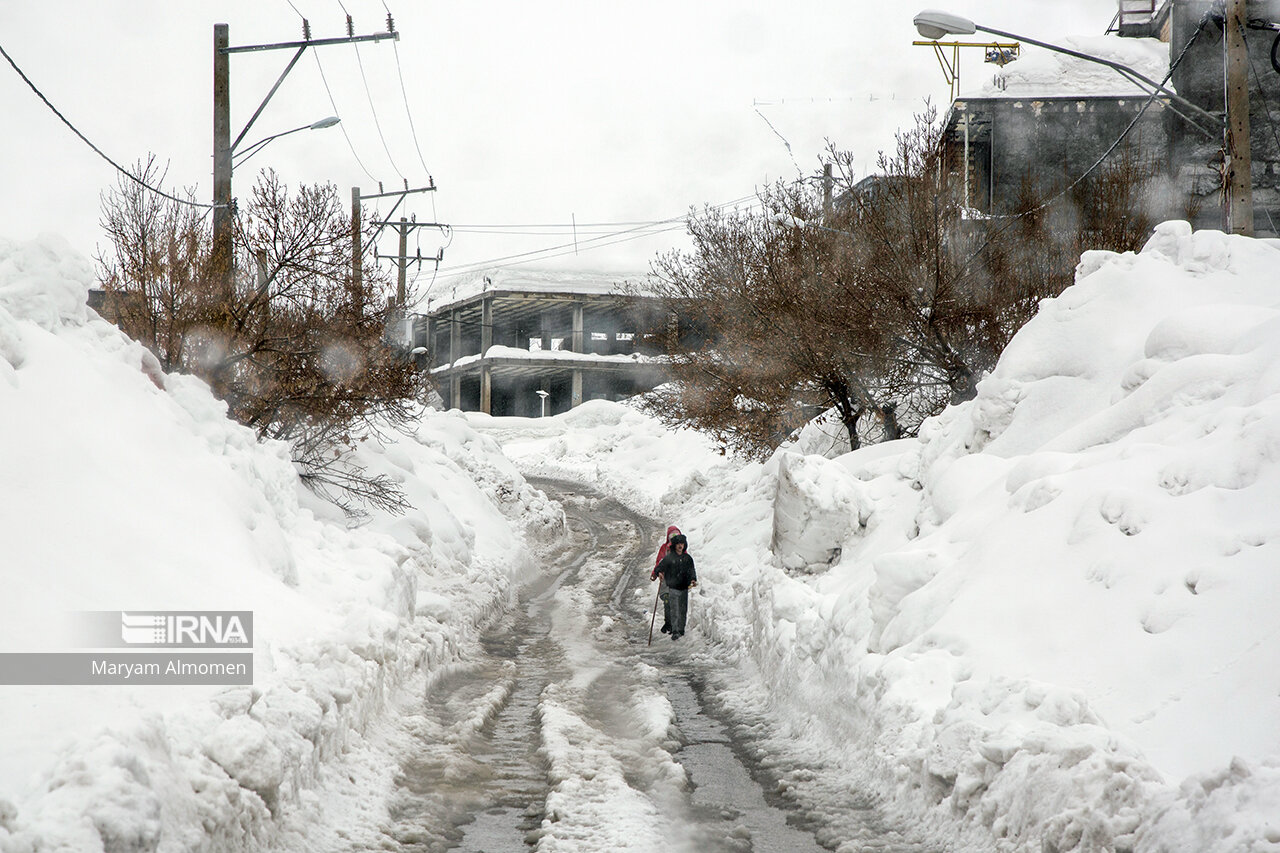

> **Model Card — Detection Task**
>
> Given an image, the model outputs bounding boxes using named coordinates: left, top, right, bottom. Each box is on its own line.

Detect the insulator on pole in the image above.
left=302, top=19, right=311, bottom=41
left=347, top=15, right=354, bottom=37
left=386, top=12, right=395, bottom=33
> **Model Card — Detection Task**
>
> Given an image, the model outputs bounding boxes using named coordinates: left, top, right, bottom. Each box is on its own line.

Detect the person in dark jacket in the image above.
left=651, top=525, right=682, bottom=634
left=655, top=534, right=697, bottom=639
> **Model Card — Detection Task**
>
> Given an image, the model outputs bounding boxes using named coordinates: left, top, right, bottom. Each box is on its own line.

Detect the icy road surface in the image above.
left=267, top=479, right=931, bottom=852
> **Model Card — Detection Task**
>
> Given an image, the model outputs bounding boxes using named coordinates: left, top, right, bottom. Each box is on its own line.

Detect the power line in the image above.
left=314, top=49, right=380, bottom=183
left=431, top=195, right=763, bottom=281
left=391, top=38, right=433, bottom=181
left=0, top=38, right=220, bottom=210
left=977, top=14, right=1209, bottom=223
left=353, top=38, right=405, bottom=181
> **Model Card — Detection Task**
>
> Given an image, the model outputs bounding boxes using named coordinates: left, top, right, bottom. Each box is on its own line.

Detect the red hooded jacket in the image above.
left=651, top=525, right=682, bottom=580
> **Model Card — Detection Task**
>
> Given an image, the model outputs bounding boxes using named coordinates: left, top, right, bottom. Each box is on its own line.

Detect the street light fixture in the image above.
left=912, top=9, right=1220, bottom=138
left=233, top=116, right=341, bottom=169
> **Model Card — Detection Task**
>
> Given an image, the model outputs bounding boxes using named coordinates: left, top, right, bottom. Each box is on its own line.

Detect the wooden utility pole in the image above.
left=1224, top=0, right=1253, bottom=236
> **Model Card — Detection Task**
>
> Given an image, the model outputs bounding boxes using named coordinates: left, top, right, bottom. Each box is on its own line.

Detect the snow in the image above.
left=0, top=234, right=564, bottom=851
left=474, top=222, right=1280, bottom=851
left=422, top=267, right=648, bottom=315
left=962, top=35, right=1172, bottom=100
left=6, top=220, right=1280, bottom=851
left=433, top=343, right=658, bottom=373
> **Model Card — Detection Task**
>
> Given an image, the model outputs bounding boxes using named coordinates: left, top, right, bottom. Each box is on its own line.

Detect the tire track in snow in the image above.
left=268, top=478, right=905, bottom=852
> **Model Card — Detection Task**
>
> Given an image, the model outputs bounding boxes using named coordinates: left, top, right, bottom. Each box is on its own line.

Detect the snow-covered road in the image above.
left=265, top=478, right=929, bottom=852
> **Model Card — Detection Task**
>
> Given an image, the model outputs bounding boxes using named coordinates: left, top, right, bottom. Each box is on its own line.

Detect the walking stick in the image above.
left=647, top=586, right=661, bottom=646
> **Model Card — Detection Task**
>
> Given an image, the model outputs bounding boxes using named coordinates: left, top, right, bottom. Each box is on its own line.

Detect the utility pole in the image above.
left=395, top=217, right=409, bottom=306
left=364, top=180, right=447, bottom=309
left=822, top=162, right=833, bottom=219
left=350, top=186, right=362, bottom=302
left=213, top=24, right=232, bottom=302
left=1224, top=0, right=1253, bottom=236
left=212, top=17, right=398, bottom=298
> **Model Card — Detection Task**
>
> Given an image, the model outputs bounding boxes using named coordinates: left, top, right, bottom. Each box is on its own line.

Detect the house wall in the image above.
left=951, top=97, right=1171, bottom=216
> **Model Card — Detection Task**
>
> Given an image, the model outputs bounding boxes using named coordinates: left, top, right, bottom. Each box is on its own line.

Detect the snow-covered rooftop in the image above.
left=432, top=345, right=659, bottom=374
left=421, top=268, right=651, bottom=316
left=961, top=35, right=1172, bottom=100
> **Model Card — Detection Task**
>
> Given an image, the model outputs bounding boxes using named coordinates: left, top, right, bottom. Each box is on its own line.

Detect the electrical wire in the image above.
left=976, top=13, right=1210, bottom=222
left=353, top=41, right=406, bottom=181
left=313, top=50, right=380, bottom=183
left=431, top=195, right=764, bottom=281
left=391, top=39, right=433, bottom=182
left=0, top=38, right=221, bottom=210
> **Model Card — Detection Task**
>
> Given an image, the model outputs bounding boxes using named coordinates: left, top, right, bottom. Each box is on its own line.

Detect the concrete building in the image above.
left=939, top=0, right=1280, bottom=235
left=414, top=270, right=669, bottom=417
left=940, top=32, right=1176, bottom=217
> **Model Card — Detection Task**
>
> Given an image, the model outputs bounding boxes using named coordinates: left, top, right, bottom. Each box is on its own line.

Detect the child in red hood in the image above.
left=651, top=525, right=684, bottom=635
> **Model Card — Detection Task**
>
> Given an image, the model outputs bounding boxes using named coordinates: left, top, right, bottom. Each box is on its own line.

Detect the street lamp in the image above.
left=912, top=10, right=1220, bottom=138
left=233, top=116, right=341, bottom=169
left=535, top=389, right=550, bottom=418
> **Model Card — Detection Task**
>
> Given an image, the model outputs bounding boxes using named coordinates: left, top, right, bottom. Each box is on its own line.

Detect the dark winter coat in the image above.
left=657, top=548, right=697, bottom=591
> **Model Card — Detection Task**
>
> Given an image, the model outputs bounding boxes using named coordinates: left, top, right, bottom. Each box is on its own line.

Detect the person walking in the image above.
left=654, top=534, right=696, bottom=640
left=651, top=525, right=682, bottom=634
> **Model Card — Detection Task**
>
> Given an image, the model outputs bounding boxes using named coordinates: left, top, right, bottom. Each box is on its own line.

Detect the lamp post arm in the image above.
left=233, top=125, right=306, bottom=168
left=976, top=22, right=1223, bottom=136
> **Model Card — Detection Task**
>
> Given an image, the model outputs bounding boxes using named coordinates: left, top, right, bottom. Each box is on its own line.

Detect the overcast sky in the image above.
left=1, top=1, right=1121, bottom=301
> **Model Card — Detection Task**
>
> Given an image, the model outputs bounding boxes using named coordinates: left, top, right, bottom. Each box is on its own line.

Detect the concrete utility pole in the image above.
left=350, top=187, right=362, bottom=301
left=822, top=162, right=833, bottom=219
left=213, top=24, right=232, bottom=302
left=359, top=181, right=444, bottom=310
left=1224, top=0, right=1253, bottom=236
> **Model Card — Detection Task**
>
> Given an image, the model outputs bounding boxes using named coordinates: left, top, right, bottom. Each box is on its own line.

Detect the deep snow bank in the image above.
left=481, top=223, right=1280, bottom=852
left=0, top=234, right=564, bottom=852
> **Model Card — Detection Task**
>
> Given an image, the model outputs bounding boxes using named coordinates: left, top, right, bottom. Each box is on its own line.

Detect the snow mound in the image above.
left=511, top=223, right=1280, bottom=852
left=0, top=236, right=564, bottom=851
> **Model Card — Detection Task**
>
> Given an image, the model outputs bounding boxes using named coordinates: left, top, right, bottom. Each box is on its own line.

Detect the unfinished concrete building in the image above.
left=414, top=270, right=668, bottom=417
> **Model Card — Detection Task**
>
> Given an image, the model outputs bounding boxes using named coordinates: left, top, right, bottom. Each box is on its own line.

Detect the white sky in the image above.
left=1, top=0, right=1120, bottom=301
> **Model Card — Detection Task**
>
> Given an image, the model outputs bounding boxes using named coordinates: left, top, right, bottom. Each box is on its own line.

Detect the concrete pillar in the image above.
left=540, top=311, right=554, bottom=351
left=571, top=368, right=583, bottom=408
left=571, top=302, right=584, bottom=353
left=450, top=375, right=461, bottom=411
left=449, top=309, right=460, bottom=364
left=425, top=316, right=435, bottom=367
left=480, top=365, right=492, bottom=415
left=481, top=296, right=493, bottom=355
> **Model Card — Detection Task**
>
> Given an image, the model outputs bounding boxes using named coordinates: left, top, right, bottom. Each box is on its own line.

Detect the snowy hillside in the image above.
left=0, top=235, right=564, bottom=851
left=482, top=222, right=1280, bottom=852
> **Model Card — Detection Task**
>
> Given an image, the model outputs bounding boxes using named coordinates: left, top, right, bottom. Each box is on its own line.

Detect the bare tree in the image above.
left=639, top=107, right=1165, bottom=460
left=97, top=161, right=423, bottom=515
